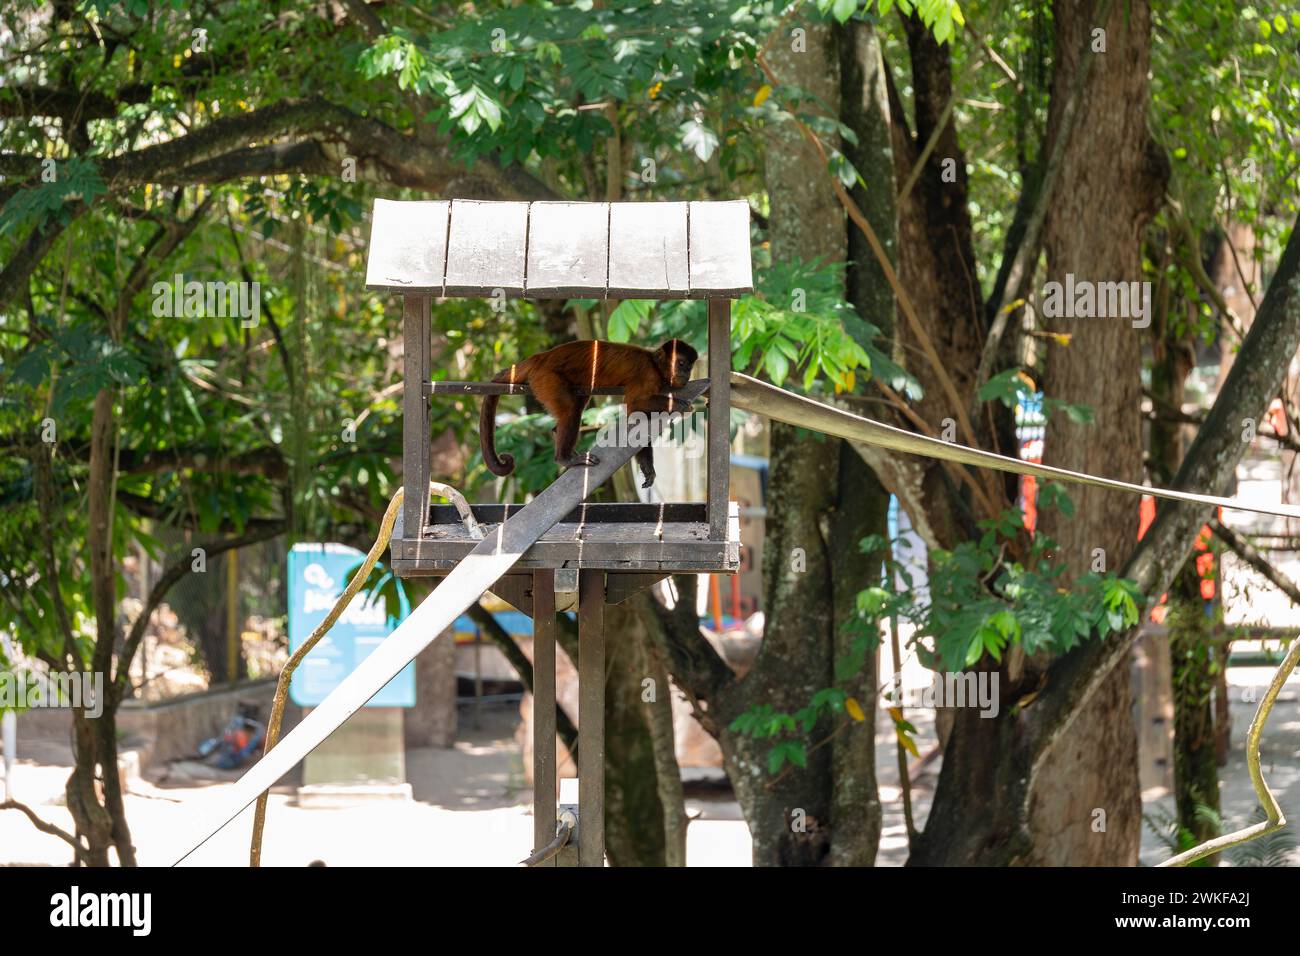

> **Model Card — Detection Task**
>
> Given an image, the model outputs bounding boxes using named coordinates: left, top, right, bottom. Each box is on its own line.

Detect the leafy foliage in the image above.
left=1228, top=808, right=1299, bottom=867
left=0, top=158, right=105, bottom=236
left=1143, top=803, right=1222, bottom=867
left=817, top=0, right=965, bottom=44
left=979, top=367, right=1093, bottom=426
left=861, top=496, right=1144, bottom=673
left=729, top=489, right=1146, bottom=774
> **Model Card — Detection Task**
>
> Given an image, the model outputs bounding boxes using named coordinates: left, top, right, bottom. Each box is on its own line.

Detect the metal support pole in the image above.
left=707, top=297, right=731, bottom=541
left=577, top=569, right=605, bottom=866
left=531, top=569, right=557, bottom=866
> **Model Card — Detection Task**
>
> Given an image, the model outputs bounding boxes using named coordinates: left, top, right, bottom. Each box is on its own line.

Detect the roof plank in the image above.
left=525, top=202, right=609, bottom=296
left=364, top=198, right=449, bottom=292
left=364, top=199, right=752, bottom=299
left=607, top=202, right=690, bottom=297
left=443, top=199, right=529, bottom=296
left=687, top=200, right=753, bottom=297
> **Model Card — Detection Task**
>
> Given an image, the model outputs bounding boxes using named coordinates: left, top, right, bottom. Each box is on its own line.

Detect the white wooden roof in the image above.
left=365, top=198, right=752, bottom=298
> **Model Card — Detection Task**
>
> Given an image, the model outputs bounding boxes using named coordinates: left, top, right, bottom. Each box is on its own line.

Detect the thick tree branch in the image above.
left=115, top=521, right=288, bottom=702
left=1028, top=211, right=1300, bottom=765
left=0, top=201, right=86, bottom=316
left=756, top=34, right=1000, bottom=518
left=641, top=575, right=734, bottom=724
left=1, top=97, right=559, bottom=313
left=1211, top=520, right=1300, bottom=604
left=1, top=800, right=90, bottom=864
left=340, top=0, right=387, bottom=39
left=160, top=141, right=334, bottom=186
left=973, top=0, right=1116, bottom=416
left=116, top=490, right=287, bottom=535
left=3, top=440, right=291, bottom=480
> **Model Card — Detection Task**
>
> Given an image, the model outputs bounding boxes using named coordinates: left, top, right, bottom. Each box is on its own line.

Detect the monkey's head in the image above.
left=656, top=339, right=698, bottom=388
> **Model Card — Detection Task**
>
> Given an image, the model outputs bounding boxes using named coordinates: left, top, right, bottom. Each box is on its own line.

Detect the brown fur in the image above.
left=479, top=338, right=697, bottom=487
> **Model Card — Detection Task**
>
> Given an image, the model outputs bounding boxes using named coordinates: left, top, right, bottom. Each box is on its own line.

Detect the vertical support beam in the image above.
left=225, top=546, right=239, bottom=683
left=707, top=297, right=732, bottom=540
left=531, top=569, right=557, bottom=866
left=577, top=569, right=605, bottom=866
left=402, top=294, right=432, bottom=556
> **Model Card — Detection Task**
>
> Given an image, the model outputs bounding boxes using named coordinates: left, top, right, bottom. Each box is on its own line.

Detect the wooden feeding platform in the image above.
left=365, top=197, right=752, bottom=866
left=396, top=501, right=739, bottom=574
left=365, top=198, right=752, bottom=582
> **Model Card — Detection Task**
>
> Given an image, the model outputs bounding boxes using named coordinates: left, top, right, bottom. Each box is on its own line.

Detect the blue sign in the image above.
left=286, top=543, right=415, bottom=708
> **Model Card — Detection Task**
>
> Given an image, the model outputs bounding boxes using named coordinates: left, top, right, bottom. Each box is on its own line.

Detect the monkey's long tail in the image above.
left=481, top=368, right=520, bottom=476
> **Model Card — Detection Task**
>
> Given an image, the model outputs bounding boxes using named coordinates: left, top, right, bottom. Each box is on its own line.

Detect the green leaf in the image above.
left=764, top=346, right=790, bottom=385
left=768, top=745, right=787, bottom=774
left=786, top=740, right=807, bottom=768
left=608, top=300, right=652, bottom=342
left=978, top=367, right=1027, bottom=408
left=831, top=0, right=858, bottom=24
left=679, top=117, right=719, bottom=162
left=1036, top=482, right=1076, bottom=518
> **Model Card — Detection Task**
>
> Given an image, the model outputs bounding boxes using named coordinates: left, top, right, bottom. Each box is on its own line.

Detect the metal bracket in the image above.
left=554, top=568, right=579, bottom=612
left=558, top=805, right=579, bottom=839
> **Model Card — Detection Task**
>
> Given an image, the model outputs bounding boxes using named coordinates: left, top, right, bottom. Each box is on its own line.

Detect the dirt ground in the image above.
left=1, top=666, right=1295, bottom=866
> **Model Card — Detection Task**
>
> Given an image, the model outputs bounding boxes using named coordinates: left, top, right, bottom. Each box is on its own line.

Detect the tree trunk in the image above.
left=66, top=709, right=113, bottom=866
left=714, top=13, right=843, bottom=866
left=919, top=214, right=1300, bottom=866
left=1168, top=567, right=1221, bottom=859
left=657, top=15, right=897, bottom=866
left=1029, top=0, right=1166, bottom=865
left=78, top=386, right=137, bottom=865
left=1148, top=253, right=1221, bottom=858
left=179, top=551, right=247, bottom=684
left=910, top=0, right=1167, bottom=866
left=829, top=447, right=887, bottom=865
left=721, top=421, right=841, bottom=865
left=601, top=596, right=686, bottom=867
left=829, top=19, right=895, bottom=865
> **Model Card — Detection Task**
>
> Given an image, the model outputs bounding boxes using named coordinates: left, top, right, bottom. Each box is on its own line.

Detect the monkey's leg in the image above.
left=634, top=446, right=657, bottom=488
left=625, top=396, right=688, bottom=489
left=553, top=392, right=598, bottom=468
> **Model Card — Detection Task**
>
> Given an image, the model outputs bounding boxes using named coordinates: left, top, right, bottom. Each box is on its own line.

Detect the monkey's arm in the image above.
left=626, top=393, right=695, bottom=414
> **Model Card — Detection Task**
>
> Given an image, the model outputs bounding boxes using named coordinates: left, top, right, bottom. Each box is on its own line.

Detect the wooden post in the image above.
left=402, top=294, right=431, bottom=557
left=531, top=569, right=557, bottom=866
left=577, top=569, right=605, bottom=866
left=225, top=546, right=239, bottom=683
left=707, top=297, right=731, bottom=540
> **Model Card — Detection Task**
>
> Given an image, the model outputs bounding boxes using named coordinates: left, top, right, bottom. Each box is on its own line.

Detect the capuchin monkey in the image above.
left=480, top=338, right=698, bottom=488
